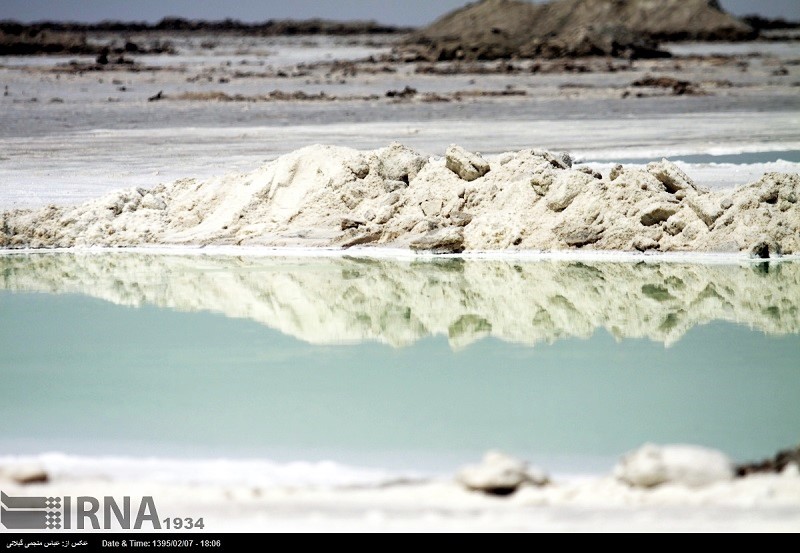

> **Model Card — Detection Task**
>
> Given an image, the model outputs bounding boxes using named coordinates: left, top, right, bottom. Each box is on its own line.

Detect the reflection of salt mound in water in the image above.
left=1, top=143, right=798, bottom=257
left=2, top=254, right=798, bottom=348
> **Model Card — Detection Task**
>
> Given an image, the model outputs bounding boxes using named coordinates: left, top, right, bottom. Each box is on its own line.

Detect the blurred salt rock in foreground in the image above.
left=456, top=451, right=549, bottom=495
left=614, top=444, right=733, bottom=488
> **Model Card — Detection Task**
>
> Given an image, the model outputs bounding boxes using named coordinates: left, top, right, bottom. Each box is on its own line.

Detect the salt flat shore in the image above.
left=1, top=459, right=798, bottom=532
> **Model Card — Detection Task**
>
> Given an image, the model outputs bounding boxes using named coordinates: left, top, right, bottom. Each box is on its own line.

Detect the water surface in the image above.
left=1, top=253, right=798, bottom=475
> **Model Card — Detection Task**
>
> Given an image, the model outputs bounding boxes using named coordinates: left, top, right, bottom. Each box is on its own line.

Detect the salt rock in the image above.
left=546, top=171, right=593, bottom=212
left=448, top=211, right=474, bottom=227
left=578, top=166, right=602, bottom=179
left=646, top=159, right=696, bottom=193
left=633, top=236, right=660, bottom=251
left=140, top=193, right=167, bottom=211
left=783, top=463, right=800, bottom=478
left=456, top=451, right=549, bottom=495
left=340, top=216, right=366, bottom=230
left=420, top=198, right=443, bottom=217
left=0, top=463, right=49, bottom=485
left=374, top=142, right=427, bottom=183
left=614, top=443, right=733, bottom=488
left=410, top=227, right=465, bottom=254
left=639, top=203, right=679, bottom=226
left=445, top=145, right=490, bottom=182
left=685, top=193, right=725, bottom=227
left=532, top=149, right=572, bottom=169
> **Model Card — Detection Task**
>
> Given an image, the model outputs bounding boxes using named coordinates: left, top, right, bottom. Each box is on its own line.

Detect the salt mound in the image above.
left=1, top=143, right=798, bottom=257
left=405, top=0, right=753, bottom=61
left=615, top=444, right=733, bottom=488
left=456, top=451, right=549, bottom=495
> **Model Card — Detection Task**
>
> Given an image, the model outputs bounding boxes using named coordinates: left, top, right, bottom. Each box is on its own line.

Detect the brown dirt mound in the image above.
left=0, top=25, right=174, bottom=56
left=404, top=0, right=542, bottom=60
left=0, top=18, right=409, bottom=56
left=0, top=28, right=99, bottom=55
left=736, top=445, right=800, bottom=477
left=406, top=0, right=754, bottom=61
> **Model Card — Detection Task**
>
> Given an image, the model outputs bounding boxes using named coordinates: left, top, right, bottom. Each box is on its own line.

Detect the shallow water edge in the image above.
left=2, top=245, right=800, bottom=263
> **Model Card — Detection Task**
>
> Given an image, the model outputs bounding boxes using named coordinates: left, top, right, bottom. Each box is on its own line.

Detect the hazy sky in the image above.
left=0, top=1, right=797, bottom=26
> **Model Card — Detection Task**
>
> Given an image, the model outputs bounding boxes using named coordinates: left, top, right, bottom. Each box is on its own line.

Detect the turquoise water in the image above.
left=584, top=150, right=800, bottom=165
left=0, top=253, right=798, bottom=474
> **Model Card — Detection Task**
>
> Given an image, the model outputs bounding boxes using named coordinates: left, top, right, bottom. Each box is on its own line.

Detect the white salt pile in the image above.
left=2, top=143, right=798, bottom=256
